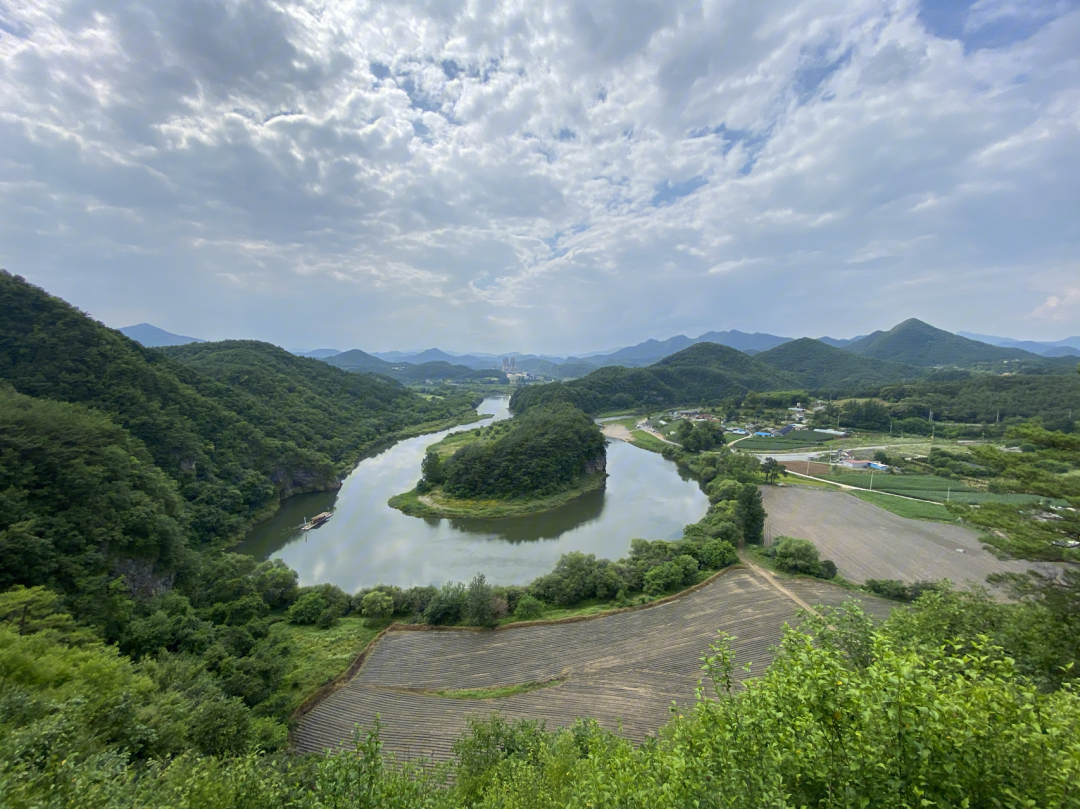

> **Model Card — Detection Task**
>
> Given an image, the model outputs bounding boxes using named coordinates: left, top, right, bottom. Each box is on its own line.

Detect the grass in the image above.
left=427, top=678, right=564, bottom=700
left=389, top=472, right=608, bottom=518
left=425, top=418, right=508, bottom=458
left=848, top=490, right=955, bottom=522
left=777, top=475, right=841, bottom=490
left=812, top=471, right=1058, bottom=506
left=629, top=430, right=670, bottom=453
left=270, top=616, right=381, bottom=713
left=736, top=438, right=830, bottom=452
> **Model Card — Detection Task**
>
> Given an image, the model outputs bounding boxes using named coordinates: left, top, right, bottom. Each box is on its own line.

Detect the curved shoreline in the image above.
left=387, top=471, right=608, bottom=519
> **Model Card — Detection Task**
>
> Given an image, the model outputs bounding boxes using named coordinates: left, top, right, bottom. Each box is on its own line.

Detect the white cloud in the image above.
left=1029, top=287, right=1080, bottom=321
left=0, top=0, right=1078, bottom=351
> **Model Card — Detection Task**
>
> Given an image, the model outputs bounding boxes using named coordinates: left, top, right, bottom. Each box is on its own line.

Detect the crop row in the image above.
left=295, top=569, right=891, bottom=760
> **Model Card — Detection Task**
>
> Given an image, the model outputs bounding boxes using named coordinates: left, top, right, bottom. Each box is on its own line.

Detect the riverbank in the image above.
left=388, top=471, right=608, bottom=519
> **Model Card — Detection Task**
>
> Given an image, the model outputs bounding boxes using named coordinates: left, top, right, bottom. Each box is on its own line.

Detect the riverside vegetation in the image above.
left=389, top=403, right=608, bottom=517
left=2, top=270, right=1080, bottom=807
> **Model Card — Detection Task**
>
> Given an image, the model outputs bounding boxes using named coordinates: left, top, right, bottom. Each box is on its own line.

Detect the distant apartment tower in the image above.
left=501, top=356, right=519, bottom=374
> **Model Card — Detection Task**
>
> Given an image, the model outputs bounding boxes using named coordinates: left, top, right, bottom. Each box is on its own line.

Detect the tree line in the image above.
left=419, top=403, right=606, bottom=499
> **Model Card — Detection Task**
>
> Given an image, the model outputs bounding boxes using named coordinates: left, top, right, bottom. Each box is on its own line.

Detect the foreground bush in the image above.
left=7, top=601, right=1078, bottom=808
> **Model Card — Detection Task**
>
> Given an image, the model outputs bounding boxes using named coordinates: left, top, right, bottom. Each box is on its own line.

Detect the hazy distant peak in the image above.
left=120, top=323, right=203, bottom=347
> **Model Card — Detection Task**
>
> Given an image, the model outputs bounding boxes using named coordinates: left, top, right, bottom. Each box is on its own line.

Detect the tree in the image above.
left=769, top=536, right=821, bottom=574
left=420, top=450, right=445, bottom=485
left=676, top=419, right=695, bottom=443
left=762, top=457, right=787, bottom=484
left=465, top=573, right=495, bottom=628
left=513, top=593, right=544, bottom=621
left=736, top=484, right=766, bottom=544
left=361, top=591, right=394, bottom=622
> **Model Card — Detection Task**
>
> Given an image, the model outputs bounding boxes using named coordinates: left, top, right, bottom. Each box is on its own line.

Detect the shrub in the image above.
left=529, top=552, right=600, bottom=606
left=360, top=591, right=394, bottom=621
left=286, top=592, right=326, bottom=625
left=423, top=582, right=467, bottom=625
left=699, top=539, right=738, bottom=570
left=465, top=574, right=496, bottom=628
left=768, top=537, right=822, bottom=575
left=643, top=555, right=698, bottom=596
left=513, top=593, right=544, bottom=621
left=865, top=579, right=944, bottom=602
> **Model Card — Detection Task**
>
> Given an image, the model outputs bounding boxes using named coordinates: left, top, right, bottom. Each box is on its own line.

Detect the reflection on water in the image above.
left=235, top=397, right=709, bottom=590
left=444, top=486, right=607, bottom=542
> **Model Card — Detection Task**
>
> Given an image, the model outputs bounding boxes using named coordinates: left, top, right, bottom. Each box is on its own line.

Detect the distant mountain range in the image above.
left=128, top=318, right=1077, bottom=383
left=120, top=323, right=204, bottom=347
left=957, top=332, right=1080, bottom=357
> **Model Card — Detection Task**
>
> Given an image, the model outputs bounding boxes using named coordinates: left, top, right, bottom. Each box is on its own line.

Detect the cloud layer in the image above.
left=1, top=0, right=1077, bottom=351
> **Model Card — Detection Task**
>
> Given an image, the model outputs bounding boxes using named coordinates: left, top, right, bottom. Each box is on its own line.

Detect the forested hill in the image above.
left=756, top=338, right=924, bottom=391
left=510, top=342, right=797, bottom=414
left=0, top=271, right=478, bottom=547
left=843, top=318, right=1041, bottom=366
left=421, top=403, right=607, bottom=499
left=159, top=340, right=478, bottom=468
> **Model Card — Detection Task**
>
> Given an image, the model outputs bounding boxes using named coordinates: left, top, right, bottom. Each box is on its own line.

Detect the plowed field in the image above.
left=761, top=486, right=1052, bottom=586
left=295, top=568, right=891, bottom=760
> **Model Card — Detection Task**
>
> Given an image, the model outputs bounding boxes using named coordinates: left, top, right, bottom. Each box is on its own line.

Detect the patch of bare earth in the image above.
left=294, top=569, right=891, bottom=761
left=761, top=486, right=1052, bottom=587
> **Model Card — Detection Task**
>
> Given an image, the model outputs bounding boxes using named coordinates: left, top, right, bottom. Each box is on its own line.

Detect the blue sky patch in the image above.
left=651, top=176, right=708, bottom=206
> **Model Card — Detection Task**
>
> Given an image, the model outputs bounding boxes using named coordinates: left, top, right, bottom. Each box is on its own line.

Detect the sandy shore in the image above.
left=601, top=423, right=634, bottom=441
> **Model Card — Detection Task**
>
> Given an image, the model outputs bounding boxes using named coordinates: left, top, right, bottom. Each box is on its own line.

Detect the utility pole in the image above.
left=869, top=470, right=874, bottom=491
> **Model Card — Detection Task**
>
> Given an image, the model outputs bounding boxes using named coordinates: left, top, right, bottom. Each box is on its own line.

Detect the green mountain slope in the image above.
left=323, top=348, right=394, bottom=372
left=0, top=385, right=187, bottom=603
left=844, top=319, right=1040, bottom=366
left=160, top=341, right=477, bottom=465
left=510, top=342, right=797, bottom=414
left=756, top=338, right=923, bottom=390
left=0, top=272, right=476, bottom=544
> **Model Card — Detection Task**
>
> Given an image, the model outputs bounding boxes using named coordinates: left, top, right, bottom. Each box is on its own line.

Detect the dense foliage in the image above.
left=843, top=317, right=1040, bottom=366
left=510, top=342, right=796, bottom=414
left=759, top=536, right=837, bottom=579
left=161, top=340, right=480, bottom=471
left=422, top=404, right=606, bottom=499
left=0, top=387, right=186, bottom=628
left=0, top=272, right=478, bottom=546
left=876, top=373, right=1080, bottom=430
left=5, top=593, right=1080, bottom=808
left=755, top=337, right=923, bottom=392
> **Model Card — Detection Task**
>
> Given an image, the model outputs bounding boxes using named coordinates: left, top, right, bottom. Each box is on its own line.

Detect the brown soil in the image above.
left=294, top=569, right=891, bottom=761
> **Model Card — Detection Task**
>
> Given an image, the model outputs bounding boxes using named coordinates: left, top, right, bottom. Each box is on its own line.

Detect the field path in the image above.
left=761, top=486, right=1051, bottom=586
left=294, top=569, right=891, bottom=760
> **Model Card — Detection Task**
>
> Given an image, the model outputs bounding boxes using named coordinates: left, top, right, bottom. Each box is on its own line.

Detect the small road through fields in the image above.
left=294, top=569, right=892, bottom=761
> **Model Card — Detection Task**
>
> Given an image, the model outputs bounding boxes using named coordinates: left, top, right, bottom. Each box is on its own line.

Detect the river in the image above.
left=236, top=396, right=709, bottom=590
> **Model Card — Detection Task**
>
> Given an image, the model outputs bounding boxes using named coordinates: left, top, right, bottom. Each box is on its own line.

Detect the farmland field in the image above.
left=294, top=569, right=892, bottom=760
left=816, top=471, right=1053, bottom=505
left=734, top=431, right=837, bottom=452
left=761, top=486, right=1056, bottom=586
left=848, top=490, right=954, bottom=522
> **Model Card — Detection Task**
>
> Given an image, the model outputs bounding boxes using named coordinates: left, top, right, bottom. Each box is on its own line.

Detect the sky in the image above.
left=1, top=0, right=1078, bottom=354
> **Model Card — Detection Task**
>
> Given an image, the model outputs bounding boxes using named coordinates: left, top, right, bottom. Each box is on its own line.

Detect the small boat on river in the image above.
left=301, top=511, right=332, bottom=530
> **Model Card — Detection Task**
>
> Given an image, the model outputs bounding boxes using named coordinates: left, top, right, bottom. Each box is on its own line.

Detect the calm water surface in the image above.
left=236, top=397, right=709, bottom=589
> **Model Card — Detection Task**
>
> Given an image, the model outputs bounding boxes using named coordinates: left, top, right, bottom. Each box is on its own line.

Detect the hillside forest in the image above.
left=1, top=269, right=1079, bottom=807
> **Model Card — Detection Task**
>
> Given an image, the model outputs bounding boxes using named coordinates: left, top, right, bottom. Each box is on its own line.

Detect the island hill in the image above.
left=389, top=403, right=608, bottom=518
